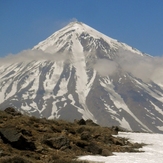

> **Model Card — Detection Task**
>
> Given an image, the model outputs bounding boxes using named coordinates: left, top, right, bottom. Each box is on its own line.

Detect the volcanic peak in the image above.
left=33, top=21, right=144, bottom=56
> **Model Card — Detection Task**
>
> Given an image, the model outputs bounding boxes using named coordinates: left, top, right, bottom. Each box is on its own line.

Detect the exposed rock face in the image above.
left=0, top=108, right=144, bottom=162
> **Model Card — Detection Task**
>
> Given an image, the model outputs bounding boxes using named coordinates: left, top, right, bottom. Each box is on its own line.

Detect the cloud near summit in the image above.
left=0, top=49, right=68, bottom=64
left=93, top=59, right=118, bottom=76
left=0, top=49, right=163, bottom=85
left=94, top=50, right=163, bottom=85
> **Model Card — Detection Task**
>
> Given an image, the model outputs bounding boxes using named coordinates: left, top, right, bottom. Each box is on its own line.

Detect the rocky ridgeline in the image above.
left=0, top=108, right=144, bottom=163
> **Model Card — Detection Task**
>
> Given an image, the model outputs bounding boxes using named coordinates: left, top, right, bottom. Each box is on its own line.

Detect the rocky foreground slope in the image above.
left=0, top=108, right=144, bottom=163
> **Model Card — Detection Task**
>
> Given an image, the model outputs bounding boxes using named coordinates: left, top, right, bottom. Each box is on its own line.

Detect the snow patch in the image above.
left=157, top=126, right=163, bottom=131
left=150, top=101, right=163, bottom=116
left=79, top=132, right=163, bottom=163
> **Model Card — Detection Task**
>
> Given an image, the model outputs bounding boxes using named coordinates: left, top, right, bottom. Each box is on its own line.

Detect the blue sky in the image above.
left=0, top=0, right=163, bottom=57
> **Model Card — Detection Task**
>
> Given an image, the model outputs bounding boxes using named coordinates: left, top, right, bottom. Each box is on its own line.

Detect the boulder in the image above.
left=87, top=142, right=102, bottom=154
left=4, top=107, right=21, bottom=116
left=44, top=135, right=70, bottom=150
left=101, top=149, right=112, bottom=156
left=80, top=131, right=91, bottom=141
left=0, top=127, right=36, bottom=150
left=77, top=119, right=86, bottom=125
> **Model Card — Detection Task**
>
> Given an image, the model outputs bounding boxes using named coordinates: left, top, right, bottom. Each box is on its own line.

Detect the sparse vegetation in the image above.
left=0, top=107, right=144, bottom=163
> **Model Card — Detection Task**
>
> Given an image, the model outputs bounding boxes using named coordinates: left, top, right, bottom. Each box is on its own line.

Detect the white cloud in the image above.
left=0, top=49, right=68, bottom=64
left=115, top=51, right=163, bottom=83
left=93, top=49, right=163, bottom=84
left=0, top=48, right=162, bottom=85
left=93, top=59, right=118, bottom=76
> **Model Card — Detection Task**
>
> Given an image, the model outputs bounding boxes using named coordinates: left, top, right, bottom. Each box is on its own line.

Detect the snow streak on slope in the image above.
left=100, top=76, right=152, bottom=132
left=42, top=61, right=64, bottom=116
left=69, top=33, right=97, bottom=122
left=43, top=62, right=64, bottom=98
left=132, top=77, right=163, bottom=103
left=150, top=101, right=163, bottom=116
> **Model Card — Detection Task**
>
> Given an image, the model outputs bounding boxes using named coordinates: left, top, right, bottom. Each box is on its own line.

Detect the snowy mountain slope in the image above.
left=0, top=21, right=163, bottom=133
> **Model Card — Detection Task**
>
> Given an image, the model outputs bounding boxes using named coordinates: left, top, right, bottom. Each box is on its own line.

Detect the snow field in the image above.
left=78, top=132, right=163, bottom=163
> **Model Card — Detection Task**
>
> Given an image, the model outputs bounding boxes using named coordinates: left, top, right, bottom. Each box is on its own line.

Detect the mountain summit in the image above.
left=33, top=21, right=143, bottom=57
left=0, top=22, right=163, bottom=133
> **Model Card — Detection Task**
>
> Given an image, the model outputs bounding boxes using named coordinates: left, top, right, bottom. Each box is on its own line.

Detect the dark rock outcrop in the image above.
left=0, top=127, right=36, bottom=150
left=87, top=142, right=102, bottom=155
left=44, top=135, right=70, bottom=150
left=101, top=148, right=112, bottom=156
left=4, top=107, right=21, bottom=116
left=77, top=119, right=86, bottom=125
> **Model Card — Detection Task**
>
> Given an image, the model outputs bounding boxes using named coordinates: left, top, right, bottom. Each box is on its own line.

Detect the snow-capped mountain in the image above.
left=0, top=21, right=163, bottom=133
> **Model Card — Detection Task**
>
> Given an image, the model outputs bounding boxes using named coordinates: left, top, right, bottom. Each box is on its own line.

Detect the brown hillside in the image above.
left=0, top=107, right=144, bottom=163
